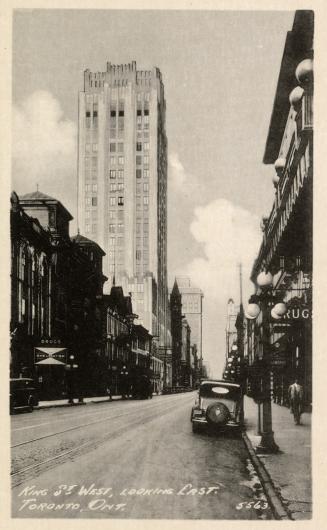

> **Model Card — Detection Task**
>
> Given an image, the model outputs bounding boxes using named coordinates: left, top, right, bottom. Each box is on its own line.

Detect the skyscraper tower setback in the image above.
left=77, top=61, right=169, bottom=348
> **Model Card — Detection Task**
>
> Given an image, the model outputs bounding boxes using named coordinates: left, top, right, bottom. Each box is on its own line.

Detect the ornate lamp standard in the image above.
left=245, top=271, right=287, bottom=453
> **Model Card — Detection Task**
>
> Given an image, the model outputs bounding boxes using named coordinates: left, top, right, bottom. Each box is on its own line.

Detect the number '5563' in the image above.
left=236, top=500, right=268, bottom=510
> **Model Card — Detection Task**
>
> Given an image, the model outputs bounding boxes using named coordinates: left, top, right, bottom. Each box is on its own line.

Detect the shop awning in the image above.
left=35, top=357, right=66, bottom=366
left=34, top=346, right=67, bottom=365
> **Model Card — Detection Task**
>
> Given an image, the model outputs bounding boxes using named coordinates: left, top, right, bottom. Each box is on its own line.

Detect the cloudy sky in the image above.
left=12, top=9, right=295, bottom=375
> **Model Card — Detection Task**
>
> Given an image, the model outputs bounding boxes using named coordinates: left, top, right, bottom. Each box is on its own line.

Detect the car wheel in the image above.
left=206, top=402, right=230, bottom=426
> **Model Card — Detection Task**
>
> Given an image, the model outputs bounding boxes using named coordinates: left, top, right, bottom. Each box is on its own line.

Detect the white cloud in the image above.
left=181, top=198, right=262, bottom=375
left=168, top=152, right=189, bottom=189
left=12, top=91, right=77, bottom=222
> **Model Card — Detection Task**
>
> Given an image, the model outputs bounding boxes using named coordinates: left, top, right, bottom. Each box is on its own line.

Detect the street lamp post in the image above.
left=246, top=271, right=282, bottom=454
left=68, top=354, right=75, bottom=405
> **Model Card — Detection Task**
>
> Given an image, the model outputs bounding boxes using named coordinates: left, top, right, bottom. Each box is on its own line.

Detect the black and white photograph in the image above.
left=3, top=2, right=318, bottom=524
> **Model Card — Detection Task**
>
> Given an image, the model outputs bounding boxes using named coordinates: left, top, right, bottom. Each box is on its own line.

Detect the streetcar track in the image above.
left=11, top=410, right=133, bottom=448
left=11, top=401, right=183, bottom=487
left=11, top=394, right=188, bottom=448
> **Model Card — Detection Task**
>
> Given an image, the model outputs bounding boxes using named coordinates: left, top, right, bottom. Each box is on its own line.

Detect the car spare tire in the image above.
left=206, top=402, right=230, bottom=425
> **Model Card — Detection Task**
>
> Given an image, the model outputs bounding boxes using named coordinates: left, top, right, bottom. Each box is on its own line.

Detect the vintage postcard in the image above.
left=1, top=1, right=325, bottom=528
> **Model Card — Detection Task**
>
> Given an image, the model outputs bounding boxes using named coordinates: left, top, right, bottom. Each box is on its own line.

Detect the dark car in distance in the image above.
left=191, top=379, right=244, bottom=434
left=10, top=378, right=39, bottom=414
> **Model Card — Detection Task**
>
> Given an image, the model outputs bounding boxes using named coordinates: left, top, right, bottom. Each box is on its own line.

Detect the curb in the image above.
left=35, top=402, right=87, bottom=410
left=35, top=397, right=118, bottom=410
left=242, top=431, right=292, bottom=520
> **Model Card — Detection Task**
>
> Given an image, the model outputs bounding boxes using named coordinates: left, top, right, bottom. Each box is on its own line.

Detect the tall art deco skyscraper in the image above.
left=77, top=62, right=168, bottom=348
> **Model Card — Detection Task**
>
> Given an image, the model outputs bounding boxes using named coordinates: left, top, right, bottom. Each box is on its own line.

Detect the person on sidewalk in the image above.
left=106, top=384, right=113, bottom=401
left=288, top=379, right=304, bottom=425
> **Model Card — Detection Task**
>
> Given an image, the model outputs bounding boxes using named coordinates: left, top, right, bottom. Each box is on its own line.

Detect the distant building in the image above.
left=169, top=279, right=194, bottom=388
left=174, top=277, right=204, bottom=379
left=225, top=298, right=239, bottom=358
left=170, top=279, right=183, bottom=386
left=181, top=317, right=192, bottom=387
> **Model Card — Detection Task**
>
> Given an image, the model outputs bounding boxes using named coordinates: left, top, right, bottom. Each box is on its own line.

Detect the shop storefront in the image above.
left=34, top=342, right=68, bottom=400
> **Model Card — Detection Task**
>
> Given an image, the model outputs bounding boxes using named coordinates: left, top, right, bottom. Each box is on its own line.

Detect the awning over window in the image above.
left=34, top=347, right=67, bottom=365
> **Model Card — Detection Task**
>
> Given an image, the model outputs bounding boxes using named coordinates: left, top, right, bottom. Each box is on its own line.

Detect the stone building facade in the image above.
left=10, top=191, right=108, bottom=399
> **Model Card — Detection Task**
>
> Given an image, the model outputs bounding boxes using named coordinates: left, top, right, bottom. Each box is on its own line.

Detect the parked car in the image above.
left=190, top=379, right=244, bottom=434
left=132, top=375, right=153, bottom=399
left=10, top=378, right=39, bottom=414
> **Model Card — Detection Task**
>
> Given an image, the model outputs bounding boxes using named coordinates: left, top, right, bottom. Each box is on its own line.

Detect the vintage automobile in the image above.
left=10, top=378, right=39, bottom=414
left=131, top=374, right=153, bottom=399
left=190, top=379, right=244, bottom=434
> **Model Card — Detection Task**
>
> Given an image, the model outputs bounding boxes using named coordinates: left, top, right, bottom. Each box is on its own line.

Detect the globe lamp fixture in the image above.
left=274, top=157, right=286, bottom=176
left=295, top=58, right=313, bottom=85
left=246, top=303, right=261, bottom=320
left=273, top=302, right=287, bottom=317
left=271, top=308, right=282, bottom=320
left=272, top=174, right=280, bottom=187
left=257, top=271, right=273, bottom=288
left=289, top=86, right=304, bottom=108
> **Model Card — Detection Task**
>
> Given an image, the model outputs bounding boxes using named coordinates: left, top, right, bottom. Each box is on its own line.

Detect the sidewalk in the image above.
left=36, top=395, right=122, bottom=409
left=243, top=395, right=312, bottom=520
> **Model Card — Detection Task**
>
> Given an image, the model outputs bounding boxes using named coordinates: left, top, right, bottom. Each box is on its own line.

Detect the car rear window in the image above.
left=199, top=384, right=241, bottom=400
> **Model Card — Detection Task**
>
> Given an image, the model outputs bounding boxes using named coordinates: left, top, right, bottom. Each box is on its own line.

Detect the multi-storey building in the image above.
left=247, top=10, right=313, bottom=408
left=10, top=190, right=108, bottom=400
left=225, top=298, right=239, bottom=358
left=170, top=279, right=193, bottom=388
left=77, top=61, right=168, bottom=353
left=175, top=277, right=204, bottom=371
left=181, top=317, right=192, bottom=387
left=170, top=280, right=183, bottom=387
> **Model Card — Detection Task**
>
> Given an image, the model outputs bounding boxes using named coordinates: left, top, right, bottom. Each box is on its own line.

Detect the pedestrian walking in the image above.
left=106, top=384, right=113, bottom=401
left=288, top=379, right=304, bottom=425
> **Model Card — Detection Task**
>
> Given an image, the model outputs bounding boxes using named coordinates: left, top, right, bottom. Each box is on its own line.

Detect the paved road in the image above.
left=11, top=393, right=273, bottom=519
